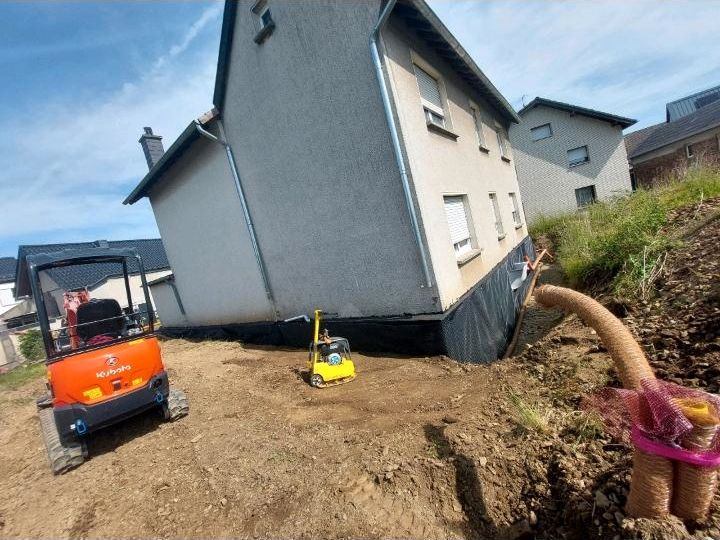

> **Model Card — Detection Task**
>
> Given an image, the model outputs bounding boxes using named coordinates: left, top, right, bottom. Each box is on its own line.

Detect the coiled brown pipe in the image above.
left=533, top=285, right=669, bottom=517
left=534, top=285, right=654, bottom=390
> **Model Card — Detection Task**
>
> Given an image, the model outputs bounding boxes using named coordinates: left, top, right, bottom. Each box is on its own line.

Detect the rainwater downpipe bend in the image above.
left=195, top=121, right=278, bottom=319
left=370, top=0, right=433, bottom=289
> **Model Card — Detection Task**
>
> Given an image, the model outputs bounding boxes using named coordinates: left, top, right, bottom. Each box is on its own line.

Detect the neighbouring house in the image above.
left=626, top=95, right=720, bottom=188
left=13, top=239, right=171, bottom=325
left=124, top=0, right=534, bottom=362
left=0, top=257, right=21, bottom=318
left=666, top=83, right=720, bottom=122
left=509, top=97, right=636, bottom=223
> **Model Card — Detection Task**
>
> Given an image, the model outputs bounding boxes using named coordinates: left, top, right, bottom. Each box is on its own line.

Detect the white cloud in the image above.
left=0, top=5, right=222, bottom=252
left=428, top=0, right=720, bottom=129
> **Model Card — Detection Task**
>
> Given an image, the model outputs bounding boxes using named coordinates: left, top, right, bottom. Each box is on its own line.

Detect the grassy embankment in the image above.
left=530, top=167, right=720, bottom=298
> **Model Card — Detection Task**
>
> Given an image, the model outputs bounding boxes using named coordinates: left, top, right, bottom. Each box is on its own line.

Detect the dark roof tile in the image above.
left=0, top=257, right=16, bottom=283
left=518, top=97, right=636, bottom=128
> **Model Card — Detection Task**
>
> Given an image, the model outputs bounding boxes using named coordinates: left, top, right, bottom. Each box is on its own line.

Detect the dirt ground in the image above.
left=1, top=199, right=719, bottom=540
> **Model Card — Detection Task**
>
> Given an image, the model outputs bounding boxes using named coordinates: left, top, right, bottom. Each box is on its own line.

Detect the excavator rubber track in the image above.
left=163, top=388, right=190, bottom=421
left=38, top=406, right=86, bottom=475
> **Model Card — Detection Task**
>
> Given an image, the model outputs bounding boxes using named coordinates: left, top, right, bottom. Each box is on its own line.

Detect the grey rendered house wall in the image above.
left=148, top=133, right=274, bottom=325
left=510, top=106, right=633, bottom=223
left=382, top=16, right=528, bottom=310
left=220, top=0, right=439, bottom=319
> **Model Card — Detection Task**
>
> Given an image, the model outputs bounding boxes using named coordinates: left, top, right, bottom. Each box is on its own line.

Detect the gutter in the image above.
left=194, top=121, right=277, bottom=319
left=370, top=0, right=433, bottom=288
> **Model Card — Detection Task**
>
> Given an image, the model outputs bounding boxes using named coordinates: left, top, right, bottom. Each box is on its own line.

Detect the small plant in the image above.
left=507, top=388, right=548, bottom=434
left=18, top=329, right=45, bottom=362
left=564, top=410, right=604, bottom=443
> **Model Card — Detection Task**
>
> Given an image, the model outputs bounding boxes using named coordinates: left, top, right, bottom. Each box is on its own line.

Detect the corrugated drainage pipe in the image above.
left=533, top=285, right=672, bottom=518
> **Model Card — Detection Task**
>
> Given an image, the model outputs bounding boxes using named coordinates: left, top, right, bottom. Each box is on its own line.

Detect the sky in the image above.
left=1, top=0, right=719, bottom=257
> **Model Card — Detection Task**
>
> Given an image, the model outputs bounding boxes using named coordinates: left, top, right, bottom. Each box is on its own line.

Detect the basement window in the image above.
left=252, top=0, right=275, bottom=44
left=686, top=144, right=694, bottom=158
left=575, top=185, right=597, bottom=208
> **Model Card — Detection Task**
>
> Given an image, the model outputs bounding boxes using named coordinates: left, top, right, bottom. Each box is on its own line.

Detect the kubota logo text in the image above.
left=96, top=365, right=131, bottom=378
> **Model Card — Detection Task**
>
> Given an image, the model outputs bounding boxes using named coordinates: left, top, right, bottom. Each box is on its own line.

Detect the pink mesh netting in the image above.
left=584, top=378, right=720, bottom=452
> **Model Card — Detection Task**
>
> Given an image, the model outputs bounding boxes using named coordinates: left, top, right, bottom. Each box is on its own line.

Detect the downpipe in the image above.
left=370, top=0, right=433, bottom=289
left=195, top=120, right=278, bottom=319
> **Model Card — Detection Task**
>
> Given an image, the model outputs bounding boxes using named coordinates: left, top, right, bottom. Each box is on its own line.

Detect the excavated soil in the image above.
left=0, top=199, right=718, bottom=540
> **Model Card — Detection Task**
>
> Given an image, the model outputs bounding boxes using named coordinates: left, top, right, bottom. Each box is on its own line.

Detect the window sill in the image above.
left=569, top=160, right=589, bottom=168
left=514, top=223, right=524, bottom=230
left=457, top=248, right=482, bottom=267
left=478, top=145, right=490, bottom=154
left=426, top=122, right=459, bottom=140
left=497, top=234, right=506, bottom=241
left=253, top=21, right=275, bottom=44
left=501, top=156, right=511, bottom=163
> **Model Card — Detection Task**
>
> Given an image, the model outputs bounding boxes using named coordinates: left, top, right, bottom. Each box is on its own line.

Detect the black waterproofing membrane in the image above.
left=162, top=236, right=536, bottom=363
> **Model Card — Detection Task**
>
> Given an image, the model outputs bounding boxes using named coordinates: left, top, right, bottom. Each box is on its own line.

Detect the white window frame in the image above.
left=509, top=192, right=522, bottom=227
left=489, top=192, right=505, bottom=239
left=530, top=123, right=553, bottom=141
left=686, top=144, right=694, bottom=158
left=469, top=101, right=487, bottom=149
left=495, top=123, right=510, bottom=159
left=568, top=145, right=590, bottom=167
left=411, top=52, right=450, bottom=130
left=443, top=195, right=476, bottom=260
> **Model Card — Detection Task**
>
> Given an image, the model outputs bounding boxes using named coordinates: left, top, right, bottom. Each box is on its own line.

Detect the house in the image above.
left=626, top=94, right=720, bottom=188
left=124, top=0, right=535, bottom=362
left=666, top=83, right=720, bottom=122
left=0, top=257, right=21, bottom=318
left=13, top=239, right=171, bottom=324
left=509, top=98, right=636, bottom=223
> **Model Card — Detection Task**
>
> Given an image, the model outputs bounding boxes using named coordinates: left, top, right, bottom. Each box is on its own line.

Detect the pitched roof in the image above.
left=624, top=122, right=664, bottom=157
left=666, top=83, right=720, bottom=122
left=212, top=0, right=520, bottom=124
left=0, top=257, right=16, bottom=284
left=124, top=110, right=218, bottom=205
left=518, top=97, right=636, bottom=128
left=15, top=239, right=169, bottom=298
left=630, top=99, right=720, bottom=159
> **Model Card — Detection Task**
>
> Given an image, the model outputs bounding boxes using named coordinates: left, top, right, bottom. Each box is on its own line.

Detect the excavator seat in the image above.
left=76, top=299, right=125, bottom=342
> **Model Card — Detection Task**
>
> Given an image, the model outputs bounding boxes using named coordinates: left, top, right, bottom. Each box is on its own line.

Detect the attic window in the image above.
left=252, top=1, right=275, bottom=44
left=530, top=123, right=552, bottom=141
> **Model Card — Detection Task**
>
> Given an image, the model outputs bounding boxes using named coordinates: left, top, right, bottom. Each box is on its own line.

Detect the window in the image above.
left=252, top=0, right=275, bottom=43
left=575, top=185, right=597, bottom=208
left=509, top=192, right=522, bottom=227
left=443, top=196, right=474, bottom=258
left=470, top=103, right=487, bottom=149
left=686, top=144, right=694, bottom=158
left=495, top=125, right=510, bottom=160
left=567, top=145, right=589, bottom=167
left=530, top=123, right=552, bottom=141
left=414, top=64, right=445, bottom=128
left=489, top=193, right=504, bottom=238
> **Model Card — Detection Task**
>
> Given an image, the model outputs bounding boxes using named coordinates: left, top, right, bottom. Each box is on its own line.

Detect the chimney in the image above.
left=138, top=127, right=165, bottom=170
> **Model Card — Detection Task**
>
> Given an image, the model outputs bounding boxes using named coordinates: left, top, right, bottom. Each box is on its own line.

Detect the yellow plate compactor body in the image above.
left=307, top=310, right=356, bottom=388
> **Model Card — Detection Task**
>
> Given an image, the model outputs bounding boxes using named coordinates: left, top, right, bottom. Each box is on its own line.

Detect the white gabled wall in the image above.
left=509, top=105, right=633, bottom=223
left=149, top=133, right=274, bottom=325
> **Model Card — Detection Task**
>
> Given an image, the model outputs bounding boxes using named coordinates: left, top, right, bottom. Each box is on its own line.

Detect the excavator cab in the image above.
left=26, top=247, right=189, bottom=474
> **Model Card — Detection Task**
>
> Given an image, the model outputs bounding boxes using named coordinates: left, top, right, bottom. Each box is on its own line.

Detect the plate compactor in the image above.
left=26, top=247, right=189, bottom=474
left=307, top=309, right=356, bottom=388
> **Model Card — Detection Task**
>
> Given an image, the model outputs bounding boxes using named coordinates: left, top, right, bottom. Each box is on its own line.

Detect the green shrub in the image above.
left=18, top=329, right=45, bottom=362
